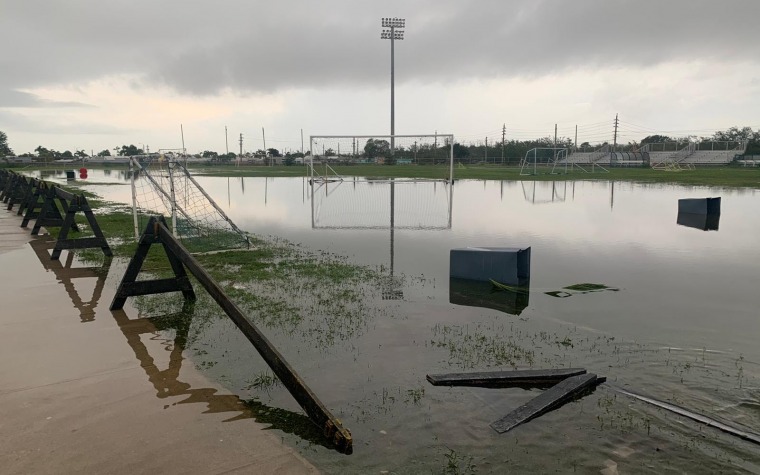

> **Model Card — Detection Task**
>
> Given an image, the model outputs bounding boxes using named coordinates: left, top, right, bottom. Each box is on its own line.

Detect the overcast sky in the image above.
left=1, top=0, right=759, bottom=155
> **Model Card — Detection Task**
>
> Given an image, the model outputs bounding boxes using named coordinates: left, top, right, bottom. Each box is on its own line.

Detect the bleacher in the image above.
left=683, top=150, right=735, bottom=165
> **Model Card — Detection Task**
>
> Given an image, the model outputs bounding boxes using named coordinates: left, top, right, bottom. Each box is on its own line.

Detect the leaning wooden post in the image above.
left=110, top=216, right=353, bottom=454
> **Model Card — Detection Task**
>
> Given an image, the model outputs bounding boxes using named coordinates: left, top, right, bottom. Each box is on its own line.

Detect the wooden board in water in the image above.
left=490, top=373, right=603, bottom=433
left=427, top=368, right=586, bottom=388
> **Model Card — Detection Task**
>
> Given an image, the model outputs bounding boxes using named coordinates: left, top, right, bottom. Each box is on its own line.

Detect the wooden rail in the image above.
left=110, top=216, right=353, bottom=454
left=1, top=170, right=112, bottom=259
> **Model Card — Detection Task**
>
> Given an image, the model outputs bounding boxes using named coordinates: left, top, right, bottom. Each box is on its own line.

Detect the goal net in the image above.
left=309, top=134, right=455, bottom=183
left=130, top=154, right=250, bottom=252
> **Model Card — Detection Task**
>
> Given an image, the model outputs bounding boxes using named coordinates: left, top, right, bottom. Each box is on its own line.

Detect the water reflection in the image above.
left=112, top=303, right=336, bottom=447
left=521, top=181, right=567, bottom=204
left=112, top=305, right=252, bottom=421
left=449, top=278, right=530, bottom=316
left=28, top=238, right=110, bottom=323
left=677, top=212, right=721, bottom=231
left=25, top=233, right=327, bottom=441
left=310, top=178, right=454, bottom=300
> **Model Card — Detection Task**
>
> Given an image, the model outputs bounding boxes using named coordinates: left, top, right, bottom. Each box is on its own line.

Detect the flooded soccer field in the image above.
left=24, top=169, right=760, bottom=473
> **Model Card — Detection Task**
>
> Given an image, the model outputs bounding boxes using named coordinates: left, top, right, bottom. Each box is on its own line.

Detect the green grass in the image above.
left=188, top=164, right=760, bottom=188
left=13, top=162, right=760, bottom=187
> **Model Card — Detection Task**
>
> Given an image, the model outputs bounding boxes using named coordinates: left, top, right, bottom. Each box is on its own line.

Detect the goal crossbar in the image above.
left=309, top=134, right=455, bottom=184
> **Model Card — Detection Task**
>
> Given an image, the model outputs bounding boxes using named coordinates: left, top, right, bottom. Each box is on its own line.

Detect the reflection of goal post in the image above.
left=310, top=179, right=453, bottom=230
left=309, top=134, right=455, bottom=183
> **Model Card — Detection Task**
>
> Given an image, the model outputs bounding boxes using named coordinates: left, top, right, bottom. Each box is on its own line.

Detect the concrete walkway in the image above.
left=0, top=207, right=32, bottom=255
left=0, top=209, right=318, bottom=474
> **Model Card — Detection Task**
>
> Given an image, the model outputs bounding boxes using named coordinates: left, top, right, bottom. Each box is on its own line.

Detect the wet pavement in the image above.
left=0, top=209, right=317, bottom=474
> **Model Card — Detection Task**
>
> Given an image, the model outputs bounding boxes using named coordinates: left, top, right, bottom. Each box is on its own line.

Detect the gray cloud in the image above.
left=2, top=0, right=759, bottom=96
left=0, top=110, right=127, bottom=135
left=0, top=89, right=93, bottom=108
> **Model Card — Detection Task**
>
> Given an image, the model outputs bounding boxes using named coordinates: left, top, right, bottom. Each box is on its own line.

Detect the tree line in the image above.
left=2, top=126, right=759, bottom=163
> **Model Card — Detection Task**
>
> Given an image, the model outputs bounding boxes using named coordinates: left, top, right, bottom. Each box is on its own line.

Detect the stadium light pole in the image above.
left=381, top=17, right=405, bottom=155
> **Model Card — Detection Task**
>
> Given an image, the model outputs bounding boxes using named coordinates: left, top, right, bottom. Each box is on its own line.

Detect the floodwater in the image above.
left=31, top=169, right=760, bottom=473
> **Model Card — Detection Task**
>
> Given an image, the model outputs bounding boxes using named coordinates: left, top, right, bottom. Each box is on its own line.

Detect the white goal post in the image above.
left=309, top=134, right=455, bottom=183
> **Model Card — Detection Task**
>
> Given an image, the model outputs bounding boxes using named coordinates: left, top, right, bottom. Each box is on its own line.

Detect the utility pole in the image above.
left=414, top=140, right=417, bottom=163
left=501, top=123, right=506, bottom=165
left=300, top=128, right=304, bottom=155
left=239, top=133, right=243, bottom=158
left=575, top=124, right=578, bottom=152
left=225, top=126, right=229, bottom=155
left=262, top=127, right=267, bottom=156
left=485, top=137, right=488, bottom=162
left=613, top=113, right=619, bottom=153
left=554, top=123, right=558, bottom=161
left=180, top=124, right=186, bottom=165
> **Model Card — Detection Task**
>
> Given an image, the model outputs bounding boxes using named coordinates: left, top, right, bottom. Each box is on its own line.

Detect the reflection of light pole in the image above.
left=381, top=17, right=405, bottom=154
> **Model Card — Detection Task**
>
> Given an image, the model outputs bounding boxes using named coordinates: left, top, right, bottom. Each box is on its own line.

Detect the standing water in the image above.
left=38, top=169, right=760, bottom=473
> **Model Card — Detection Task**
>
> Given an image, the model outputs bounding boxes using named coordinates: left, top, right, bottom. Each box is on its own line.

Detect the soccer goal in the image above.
left=309, top=134, right=455, bottom=184
left=129, top=154, right=250, bottom=252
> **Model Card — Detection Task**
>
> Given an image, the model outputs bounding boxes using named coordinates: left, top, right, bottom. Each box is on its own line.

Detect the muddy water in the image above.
left=35, top=169, right=760, bottom=473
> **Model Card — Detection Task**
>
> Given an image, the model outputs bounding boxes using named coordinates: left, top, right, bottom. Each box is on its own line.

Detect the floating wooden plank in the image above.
left=110, top=216, right=353, bottom=454
left=490, top=373, right=604, bottom=434
left=613, top=386, right=760, bottom=447
left=427, top=368, right=586, bottom=388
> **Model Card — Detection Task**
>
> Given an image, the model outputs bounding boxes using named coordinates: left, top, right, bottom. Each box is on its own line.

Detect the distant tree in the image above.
left=59, top=150, right=73, bottom=159
left=201, top=150, right=219, bottom=159
left=363, top=139, right=390, bottom=158
left=117, top=144, right=143, bottom=156
left=0, top=130, right=13, bottom=156
left=254, top=149, right=266, bottom=157
left=74, top=149, right=88, bottom=158
left=97, top=149, right=111, bottom=157
left=35, top=146, right=55, bottom=162
left=283, top=156, right=295, bottom=166
left=712, top=126, right=756, bottom=142
left=267, top=148, right=281, bottom=157
left=641, top=135, right=672, bottom=144
left=324, top=148, right=336, bottom=156
left=452, top=143, right=469, bottom=159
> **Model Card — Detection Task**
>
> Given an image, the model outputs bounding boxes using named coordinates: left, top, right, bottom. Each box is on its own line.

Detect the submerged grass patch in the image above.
left=545, top=282, right=620, bottom=298
left=564, top=283, right=617, bottom=292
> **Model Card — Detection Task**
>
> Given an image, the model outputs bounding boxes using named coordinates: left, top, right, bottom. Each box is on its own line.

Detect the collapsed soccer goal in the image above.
left=309, top=134, right=455, bottom=184
left=130, top=154, right=250, bottom=252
